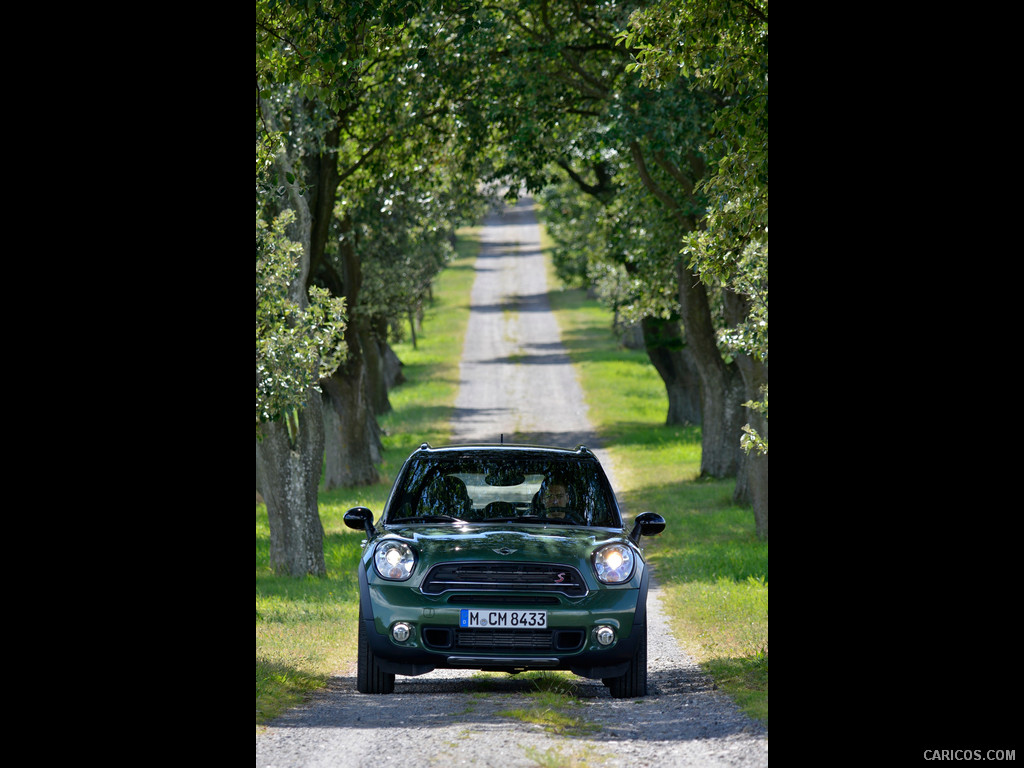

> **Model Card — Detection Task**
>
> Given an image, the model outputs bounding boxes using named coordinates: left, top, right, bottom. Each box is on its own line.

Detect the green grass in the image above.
left=494, top=672, right=600, bottom=737
left=539, top=221, right=768, bottom=728
left=522, top=744, right=605, bottom=768
left=256, top=229, right=479, bottom=728
left=497, top=693, right=599, bottom=737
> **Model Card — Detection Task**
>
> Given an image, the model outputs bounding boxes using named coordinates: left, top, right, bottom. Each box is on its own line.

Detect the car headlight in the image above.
left=374, top=540, right=416, bottom=581
left=593, top=544, right=635, bottom=584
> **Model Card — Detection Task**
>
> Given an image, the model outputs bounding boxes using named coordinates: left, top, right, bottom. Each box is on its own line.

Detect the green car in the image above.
left=344, top=443, right=666, bottom=697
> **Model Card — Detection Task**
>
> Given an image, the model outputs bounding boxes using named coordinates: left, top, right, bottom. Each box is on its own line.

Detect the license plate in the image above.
left=460, top=609, right=547, bottom=628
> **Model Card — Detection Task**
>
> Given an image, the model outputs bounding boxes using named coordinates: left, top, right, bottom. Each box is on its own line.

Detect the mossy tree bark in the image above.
left=256, top=389, right=327, bottom=577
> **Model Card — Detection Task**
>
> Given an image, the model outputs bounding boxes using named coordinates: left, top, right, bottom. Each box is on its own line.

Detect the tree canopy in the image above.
left=255, top=0, right=770, bottom=575
left=620, top=0, right=768, bottom=449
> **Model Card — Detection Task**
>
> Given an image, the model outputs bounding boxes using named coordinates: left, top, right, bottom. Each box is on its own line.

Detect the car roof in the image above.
left=408, top=442, right=598, bottom=458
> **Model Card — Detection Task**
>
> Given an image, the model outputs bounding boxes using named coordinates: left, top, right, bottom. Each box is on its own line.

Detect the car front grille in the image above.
left=458, top=629, right=555, bottom=650
left=451, top=595, right=560, bottom=606
left=422, top=627, right=586, bottom=652
left=420, top=562, right=588, bottom=597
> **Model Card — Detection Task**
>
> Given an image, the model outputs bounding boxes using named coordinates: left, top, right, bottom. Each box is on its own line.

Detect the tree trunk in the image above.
left=383, top=342, right=405, bottom=389
left=364, top=319, right=392, bottom=415
left=628, top=141, right=743, bottom=474
left=407, top=310, right=418, bottom=349
left=723, top=290, right=768, bottom=539
left=677, top=264, right=745, bottom=477
left=321, top=325, right=382, bottom=488
left=745, top=415, right=768, bottom=540
left=316, top=208, right=383, bottom=488
left=618, top=320, right=646, bottom=351
left=257, top=99, right=329, bottom=576
left=731, top=388, right=767, bottom=539
left=255, top=388, right=327, bottom=577
left=641, top=316, right=702, bottom=426
left=321, top=400, right=344, bottom=490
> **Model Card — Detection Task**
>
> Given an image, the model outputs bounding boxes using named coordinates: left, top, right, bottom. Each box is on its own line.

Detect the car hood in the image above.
left=379, top=523, right=631, bottom=566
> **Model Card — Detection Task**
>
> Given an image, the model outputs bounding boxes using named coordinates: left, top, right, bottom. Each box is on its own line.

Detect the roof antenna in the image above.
left=500, top=433, right=504, bottom=444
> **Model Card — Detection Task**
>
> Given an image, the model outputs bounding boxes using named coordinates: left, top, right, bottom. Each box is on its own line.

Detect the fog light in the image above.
left=391, top=622, right=412, bottom=642
left=595, top=625, right=615, bottom=646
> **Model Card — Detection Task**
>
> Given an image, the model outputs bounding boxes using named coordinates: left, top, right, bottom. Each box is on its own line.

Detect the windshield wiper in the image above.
left=483, top=515, right=580, bottom=524
left=389, top=515, right=462, bottom=523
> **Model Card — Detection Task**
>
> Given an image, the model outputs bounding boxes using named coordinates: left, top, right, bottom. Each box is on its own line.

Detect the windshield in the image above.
left=386, top=453, right=621, bottom=527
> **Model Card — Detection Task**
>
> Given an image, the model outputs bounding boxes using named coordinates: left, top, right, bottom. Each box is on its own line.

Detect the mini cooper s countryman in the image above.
left=344, top=443, right=666, bottom=697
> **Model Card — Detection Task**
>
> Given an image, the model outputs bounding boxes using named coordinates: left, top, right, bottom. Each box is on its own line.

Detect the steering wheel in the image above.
left=483, top=501, right=517, bottom=519
left=541, top=507, right=584, bottom=525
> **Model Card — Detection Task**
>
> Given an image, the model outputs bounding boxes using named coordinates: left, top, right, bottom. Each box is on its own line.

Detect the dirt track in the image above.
left=451, top=197, right=598, bottom=451
left=256, top=198, right=768, bottom=767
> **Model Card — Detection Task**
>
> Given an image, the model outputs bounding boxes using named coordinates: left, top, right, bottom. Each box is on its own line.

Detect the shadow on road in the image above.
left=268, top=660, right=761, bottom=744
left=466, top=292, right=555, bottom=314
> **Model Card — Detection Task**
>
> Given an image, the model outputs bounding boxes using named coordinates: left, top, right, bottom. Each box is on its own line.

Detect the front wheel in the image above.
left=605, top=621, right=647, bottom=699
left=357, top=615, right=395, bottom=694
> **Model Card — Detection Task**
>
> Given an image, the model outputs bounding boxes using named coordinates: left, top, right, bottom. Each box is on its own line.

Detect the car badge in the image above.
left=554, top=572, right=566, bottom=583
left=493, top=547, right=517, bottom=555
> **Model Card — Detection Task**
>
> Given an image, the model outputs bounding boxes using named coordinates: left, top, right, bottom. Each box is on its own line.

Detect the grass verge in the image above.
left=539, top=220, right=769, bottom=728
left=256, top=229, right=479, bottom=728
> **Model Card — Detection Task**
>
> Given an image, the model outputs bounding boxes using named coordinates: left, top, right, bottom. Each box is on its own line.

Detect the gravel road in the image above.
left=449, top=196, right=597, bottom=451
left=256, top=198, right=768, bottom=767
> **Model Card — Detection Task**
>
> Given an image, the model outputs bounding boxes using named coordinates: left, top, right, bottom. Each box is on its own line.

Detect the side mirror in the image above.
left=344, top=506, right=377, bottom=540
left=629, top=511, right=666, bottom=544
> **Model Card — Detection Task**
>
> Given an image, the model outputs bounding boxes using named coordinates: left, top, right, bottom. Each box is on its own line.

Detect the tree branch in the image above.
left=630, top=141, right=692, bottom=230
left=555, top=159, right=616, bottom=204
left=652, top=150, right=696, bottom=197
left=736, top=0, right=768, bottom=25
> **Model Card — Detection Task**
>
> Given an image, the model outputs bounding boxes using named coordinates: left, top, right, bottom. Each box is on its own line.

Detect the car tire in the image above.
left=605, top=621, right=647, bottom=699
left=357, top=615, right=395, bottom=694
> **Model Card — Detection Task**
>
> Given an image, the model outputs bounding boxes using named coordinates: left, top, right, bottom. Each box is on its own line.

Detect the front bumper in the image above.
left=358, top=565, right=649, bottom=679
